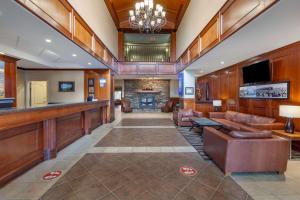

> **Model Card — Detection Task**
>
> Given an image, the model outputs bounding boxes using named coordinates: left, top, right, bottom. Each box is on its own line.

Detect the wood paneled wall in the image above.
left=195, top=41, right=300, bottom=130
left=176, top=0, right=278, bottom=73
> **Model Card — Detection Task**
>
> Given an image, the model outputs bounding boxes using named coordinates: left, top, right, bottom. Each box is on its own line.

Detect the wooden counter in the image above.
left=0, top=101, right=108, bottom=186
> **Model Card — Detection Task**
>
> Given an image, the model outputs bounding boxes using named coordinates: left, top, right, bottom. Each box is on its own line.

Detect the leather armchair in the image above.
left=121, top=100, right=133, bottom=113
left=203, top=127, right=289, bottom=174
left=173, top=109, right=203, bottom=126
left=161, top=100, right=173, bottom=113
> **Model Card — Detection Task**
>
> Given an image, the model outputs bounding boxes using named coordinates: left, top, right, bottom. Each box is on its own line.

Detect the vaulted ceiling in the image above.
left=104, top=0, right=190, bottom=32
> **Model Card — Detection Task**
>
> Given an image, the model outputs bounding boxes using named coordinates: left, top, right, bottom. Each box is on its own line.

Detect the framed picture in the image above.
left=88, top=87, right=94, bottom=93
left=239, top=82, right=289, bottom=99
left=185, top=87, right=194, bottom=95
left=58, top=81, right=75, bottom=92
left=88, top=78, right=94, bottom=86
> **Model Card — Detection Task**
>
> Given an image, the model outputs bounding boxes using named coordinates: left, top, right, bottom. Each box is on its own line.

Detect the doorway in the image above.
left=30, top=81, right=47, bottom=107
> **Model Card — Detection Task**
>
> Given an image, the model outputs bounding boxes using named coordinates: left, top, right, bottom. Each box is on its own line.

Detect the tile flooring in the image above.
left=1, top=110, right=300, bottom=200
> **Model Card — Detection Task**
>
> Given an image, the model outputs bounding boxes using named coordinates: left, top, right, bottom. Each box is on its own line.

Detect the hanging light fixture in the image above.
left=128, top=0, right=167, bottom=33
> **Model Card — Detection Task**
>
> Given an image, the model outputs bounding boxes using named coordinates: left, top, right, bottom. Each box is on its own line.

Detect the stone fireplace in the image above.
left=124, top=79, right=170, bottom=110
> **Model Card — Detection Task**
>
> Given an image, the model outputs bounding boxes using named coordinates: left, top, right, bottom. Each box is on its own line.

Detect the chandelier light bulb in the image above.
left=151, top=21, right=155, bottom=26
left=162, top=11, right=166, bottom=17
left=144, top=0, right=149, bottom=6
left=140, top=2, right=144, bottom=9
left=156, top=4, right=160, bottom=10
left=130, top=16, right=136, bottom=21
left=135, top=2, right=140, bottom=10
left=129, top=10, right=134, bottom=16
left=157, top=18, right=162, bottom=24
left=144, top=13, right=147, bottom=19
left=139, top=20, right=143, bottom=26
left=154, top=10, right=158, bottom=16
left=158, top=5, right=163, bottom=12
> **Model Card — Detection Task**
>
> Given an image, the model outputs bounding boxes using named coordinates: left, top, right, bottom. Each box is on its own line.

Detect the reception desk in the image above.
left=0, top=101, right=108, bottom=186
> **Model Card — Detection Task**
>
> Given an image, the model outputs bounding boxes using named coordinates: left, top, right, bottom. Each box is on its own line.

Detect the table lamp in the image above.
left=279, top=105, right=300, bottom=133
left=213, top=100, right=222, bottom=112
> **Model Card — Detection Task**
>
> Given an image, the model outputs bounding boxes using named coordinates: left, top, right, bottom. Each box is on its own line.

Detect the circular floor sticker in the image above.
left=179, top=166, right=198, bottom=176
left=42, top=170, right=62, bottom=180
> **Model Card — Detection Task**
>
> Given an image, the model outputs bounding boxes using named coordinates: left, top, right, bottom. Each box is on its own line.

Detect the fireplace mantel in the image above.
left=135, top=89, right=161, bottom=93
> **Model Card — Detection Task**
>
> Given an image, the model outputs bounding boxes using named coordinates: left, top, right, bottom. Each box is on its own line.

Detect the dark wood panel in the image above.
left=0, top=123, right=44, bottom=186
left=73, top=12, right=93, bottom=52
left=201, top=16, right=219, bottom=52
left=189, top=36, right=200, bottom=62
left=90, top=108, right=102, bottom=130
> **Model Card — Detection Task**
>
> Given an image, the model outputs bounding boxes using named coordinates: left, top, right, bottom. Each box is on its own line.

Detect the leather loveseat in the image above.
left=203, top=127, right=289, bottom=174
left=209, top=111, right=284, bottom=132
left=173, top=109, right=203, bottom=126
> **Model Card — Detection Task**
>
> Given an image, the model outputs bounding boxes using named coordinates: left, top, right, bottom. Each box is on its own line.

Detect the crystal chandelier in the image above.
left=128, top=0, right=167, bottom=33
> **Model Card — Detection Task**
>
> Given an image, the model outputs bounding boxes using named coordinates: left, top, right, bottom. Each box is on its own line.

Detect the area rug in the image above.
left=176, top=126, right=211, bottom=160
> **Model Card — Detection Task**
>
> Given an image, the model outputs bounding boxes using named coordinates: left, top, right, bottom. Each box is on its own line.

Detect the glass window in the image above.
left=0, top=61, right=4, bottom=98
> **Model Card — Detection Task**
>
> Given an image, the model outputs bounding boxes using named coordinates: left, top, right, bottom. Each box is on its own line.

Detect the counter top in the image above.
left=0, top=101, right=108, bottom=115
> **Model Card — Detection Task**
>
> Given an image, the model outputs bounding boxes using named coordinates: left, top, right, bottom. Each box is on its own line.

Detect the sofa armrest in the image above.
left=247, top=122, right=284, bottom=130
left=209, top=112, right=225, bottom=119
left=193, top=111, right=203, bottom=118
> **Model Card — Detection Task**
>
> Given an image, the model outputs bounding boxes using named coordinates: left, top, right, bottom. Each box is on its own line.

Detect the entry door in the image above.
left=30, top=81, right=48, bottom=107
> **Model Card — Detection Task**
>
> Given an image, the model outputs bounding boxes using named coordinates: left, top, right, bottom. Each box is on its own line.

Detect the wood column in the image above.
left=118, top=31, right=124, bottom=61
left=170, top=32, right=176, bottom=62
left=83, top=110, right=92, bottom=135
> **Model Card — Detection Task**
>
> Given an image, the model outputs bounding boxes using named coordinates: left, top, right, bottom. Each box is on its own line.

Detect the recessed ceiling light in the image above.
left=88, top=62, right=92, bottom=65
left=45, top=39, right=52, bottom=43
left=220, top=61, right=225, bottom=65
left=72, top=54, right=77, bottom=57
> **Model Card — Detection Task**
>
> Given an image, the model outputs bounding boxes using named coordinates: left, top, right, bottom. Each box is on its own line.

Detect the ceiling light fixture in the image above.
left=72, top=54, right=77, bottom=57
left=45, top=39, right=52, bottom=43
left=88, top=62, right=92, bottom=65
left=129, top=0, right=166, bottom=33
left=220, top=61, right=225, bottom=65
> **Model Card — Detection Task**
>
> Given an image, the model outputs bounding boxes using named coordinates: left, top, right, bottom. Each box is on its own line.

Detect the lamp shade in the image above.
left=213, top=100, right=222, bottom=107
left=279, top=105, right=300, bottom=118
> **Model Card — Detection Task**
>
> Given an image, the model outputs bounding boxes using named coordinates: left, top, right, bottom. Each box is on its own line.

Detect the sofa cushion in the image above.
left=211, top=118, right=241, bottom=131
left=250, top=115, right=276, bottom=124
left=228, top=131, right=273, bottom=139
left=181, top=117, right=190, bottom=122
left=225, top=111, right=238, bottom=121
left=232, top=112, right=252, bottom=124
left=181, top=109, right=193, bottom=117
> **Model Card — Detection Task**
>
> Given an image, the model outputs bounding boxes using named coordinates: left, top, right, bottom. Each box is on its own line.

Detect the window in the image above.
left=114, top=91, right=122, bottom=100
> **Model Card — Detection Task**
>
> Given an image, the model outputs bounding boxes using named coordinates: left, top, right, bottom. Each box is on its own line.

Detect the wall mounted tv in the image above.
left=242, top=60, right=271, bottom=84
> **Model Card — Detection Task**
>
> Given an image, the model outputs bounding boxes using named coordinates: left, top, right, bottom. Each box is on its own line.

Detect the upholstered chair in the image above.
left=161, top=100, right=173, bottom=113
left=121, top=100, right=133, bottom=113
left=173, top=108, right=203, bottom=126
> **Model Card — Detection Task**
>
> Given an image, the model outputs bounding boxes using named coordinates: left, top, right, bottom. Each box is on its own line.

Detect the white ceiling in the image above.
left=0, top=0, right=108, bottom=69
left=115, top=74, right=178, bottom=80
left=187, top=0, right=300, bottom=76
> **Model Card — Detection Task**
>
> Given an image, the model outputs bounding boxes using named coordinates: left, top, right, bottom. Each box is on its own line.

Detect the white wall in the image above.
left=183, top=70, right=195, bottom=98
left=68, top=0, right=118, bottom=57
left=170, top=79, right=179, bottom=97
left=176, top=0, right=226, bottom=58
left=22, top=70, right=84, bottom=106
left=16, top=69, right=26, bottom=107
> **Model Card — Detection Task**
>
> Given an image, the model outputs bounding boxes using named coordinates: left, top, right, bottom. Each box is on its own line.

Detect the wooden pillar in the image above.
left=118, top=31, right=124, bottom=61
left=82, top=110, right=92, bottom=135
left=43, top=119, right=57, bottom=160
left=170, top=32, right=176, bottom=62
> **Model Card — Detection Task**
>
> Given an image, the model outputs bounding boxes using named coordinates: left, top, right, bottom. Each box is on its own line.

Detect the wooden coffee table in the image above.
left=272, top=130, right=300, bottom=160
left=190, top=117, right=223, bottom=132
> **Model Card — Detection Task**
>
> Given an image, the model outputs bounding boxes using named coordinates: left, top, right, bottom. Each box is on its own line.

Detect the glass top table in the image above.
left=189, top=117, right=223, bottom=132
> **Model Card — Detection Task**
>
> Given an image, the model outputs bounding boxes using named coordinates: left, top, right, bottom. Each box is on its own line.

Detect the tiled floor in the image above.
left=116, top=118, right=174, bottom=126
left=1, top=110, right=300, bottom=200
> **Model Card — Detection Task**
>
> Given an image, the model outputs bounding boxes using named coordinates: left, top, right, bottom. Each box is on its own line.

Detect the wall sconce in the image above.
left=213, top=100, right=222, bottom=112
left=99, top=78, right=107, bottom=88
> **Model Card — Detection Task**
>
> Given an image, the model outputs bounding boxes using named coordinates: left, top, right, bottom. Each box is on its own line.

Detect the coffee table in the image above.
left=189, top=117, right=223, bottom=132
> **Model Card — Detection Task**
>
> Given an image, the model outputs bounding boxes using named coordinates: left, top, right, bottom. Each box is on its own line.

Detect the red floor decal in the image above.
left=179, top=166, right=198, bottom=176
left=42, top=170, right=62, bottom=180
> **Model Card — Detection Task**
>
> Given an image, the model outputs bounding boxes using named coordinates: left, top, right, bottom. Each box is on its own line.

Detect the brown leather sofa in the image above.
left=209, top=111, right=284, bottom=132
left=161, top=100, right=173, bottom=113
left=121, top=100, right=133, bottom=113
left=203, top=127, right=289, bottom=174
left=173, top=109, right=203, bottom=126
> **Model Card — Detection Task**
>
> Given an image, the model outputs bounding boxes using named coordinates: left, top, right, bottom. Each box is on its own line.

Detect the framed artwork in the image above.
left=239, top=82, right=289, bottom=99
left=185, top=87, right=194, bottom=95
left=58, top=81, right=75, bottom=92
left=88, top=78, right=94, bottom=86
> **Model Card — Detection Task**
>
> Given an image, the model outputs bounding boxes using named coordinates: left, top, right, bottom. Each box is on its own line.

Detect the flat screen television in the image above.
left=242, top=60, right=271, bottom=84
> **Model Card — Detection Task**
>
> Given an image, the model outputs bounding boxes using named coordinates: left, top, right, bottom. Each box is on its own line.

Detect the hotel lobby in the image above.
left=1, top=0, right=300, bottom=200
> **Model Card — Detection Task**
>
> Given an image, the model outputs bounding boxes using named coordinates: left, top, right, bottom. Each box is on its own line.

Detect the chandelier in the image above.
left=128, top=0, right=167, bottom=33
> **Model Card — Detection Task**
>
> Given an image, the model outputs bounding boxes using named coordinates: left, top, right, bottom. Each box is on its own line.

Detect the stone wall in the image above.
left=124, top=80, right=170, bottom=109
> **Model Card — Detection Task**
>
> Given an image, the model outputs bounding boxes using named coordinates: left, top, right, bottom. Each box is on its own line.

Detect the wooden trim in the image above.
left=175, top=0, right=191, bottom=30
left=104, top=0, right=120, bottom=29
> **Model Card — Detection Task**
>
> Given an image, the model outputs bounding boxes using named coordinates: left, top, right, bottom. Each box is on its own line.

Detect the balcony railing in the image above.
left=124, top=44, right=170, bottom=62
left=118, top=62, right=176, bottom=75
